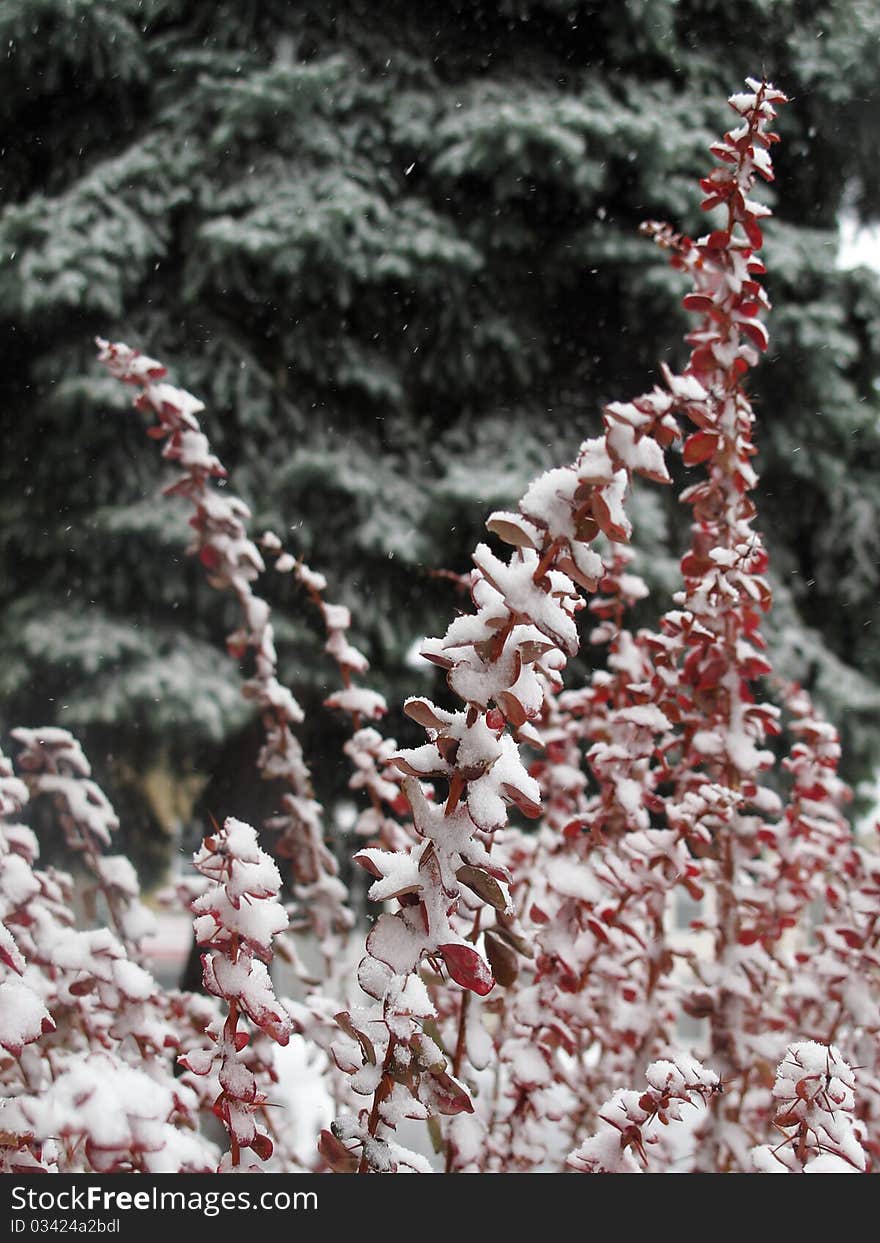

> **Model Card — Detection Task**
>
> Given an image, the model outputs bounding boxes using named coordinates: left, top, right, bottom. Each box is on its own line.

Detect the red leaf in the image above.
left=335, top=1011, right=377, bottom=1065
left=69, top=977, right=97, bottom=997
left=318, top=1130, right=358, bottom=1174
left=250, top=1132, right=274, bottom=1161
left=484, top=930, right=519, bottom=987
left=352, top=851, right=382, bottom=879
left=682, top=293, right=715, bottom=313
left=691, top=348, right=720, bottom=375
left=496, top=689, right=528, bottom=728
left=591, top=490, right=630, bottom=543
left=743, top=216, right=764, bottom=249
left=587, top=917, right=609, bottom=944
left=681, top=554, right=705, bottom=576
left=0, top=943, right=21, bottom=973
left=741, top=657, right=772, bottom=680
left=683, top=430, right=719, bottom=466
left=403, top=698, right=448, bottom=731
left=456, top=865, right=509, bottom=912
left=430, top=1070, right=475, bottom=1115
left=420, top=647, right=453, bottom=670
left=696, top=658, right=726, bottom=691
left=795, top=1077, right=818, bottom=1102
left=740, top=318, right=769, bottom=351
left=439, top=943, right=495, bottom=996
left=502, top=782, right=542, bottom=819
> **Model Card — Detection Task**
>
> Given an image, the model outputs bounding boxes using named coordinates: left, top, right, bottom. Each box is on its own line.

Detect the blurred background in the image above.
left=1, top=0, right=879, bottom=900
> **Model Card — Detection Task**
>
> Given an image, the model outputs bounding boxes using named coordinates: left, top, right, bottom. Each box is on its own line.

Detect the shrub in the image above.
left=1, top=79, right=877, bottom=1175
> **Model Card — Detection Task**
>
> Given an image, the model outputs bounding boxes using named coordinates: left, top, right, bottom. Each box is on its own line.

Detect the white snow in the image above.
left=324, top=687, right=387, bottom=720
left=0, top=977, right=53, bottom=1053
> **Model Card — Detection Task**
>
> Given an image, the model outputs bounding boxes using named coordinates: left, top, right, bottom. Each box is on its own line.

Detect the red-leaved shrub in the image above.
left=2, top=79, right=878, bottom=1175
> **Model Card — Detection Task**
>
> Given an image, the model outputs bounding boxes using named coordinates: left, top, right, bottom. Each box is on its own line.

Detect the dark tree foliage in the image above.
left=1, top=0, right=878, bottom=841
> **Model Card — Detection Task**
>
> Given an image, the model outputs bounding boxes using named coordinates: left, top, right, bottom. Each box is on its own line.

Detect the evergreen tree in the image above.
left=1, top=0, right=878, bottom=846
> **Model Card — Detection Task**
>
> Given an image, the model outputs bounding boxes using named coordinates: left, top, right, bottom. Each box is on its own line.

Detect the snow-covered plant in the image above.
left=568, top=1054, right=720, bottom=1173
left=3, top=77, right=879, bottom=1176
left=95, top=339, right=352, bottom=961
left=0, top=739, right=216, bottom=1173
left=180, top=816, right=293, bottom=1170
left=11, top=727, right=155, bottom=952
left=325, top=276, right=682, bottom=1169
left=322, top=78, right=787, bottom=1175
left=0, top=745, right=55, bottom=1081
left=752, top=1042, right=867, bottom=1172
left=277, top=548, right=388, bottom=729
left=479, top=547, right=687, bottom=1171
